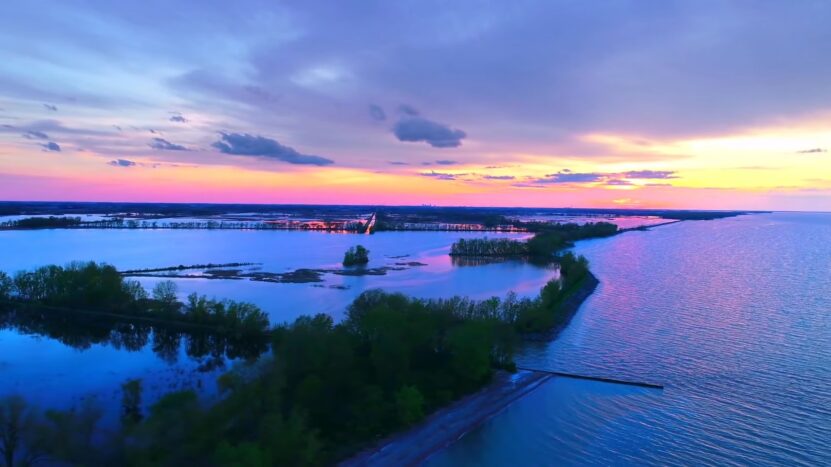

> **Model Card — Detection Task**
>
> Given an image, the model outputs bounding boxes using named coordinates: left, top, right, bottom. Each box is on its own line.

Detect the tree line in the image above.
left=450, top=222, right=618, bottom=258
left=0, top=262, right=269, bottom=337
left=0, top=216, right=82, bottom=229
left=0, top=245, right=593, bottom=465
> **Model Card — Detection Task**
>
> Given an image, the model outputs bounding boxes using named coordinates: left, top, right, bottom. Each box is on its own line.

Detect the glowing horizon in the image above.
left=1, top=2, right=829, bottom=211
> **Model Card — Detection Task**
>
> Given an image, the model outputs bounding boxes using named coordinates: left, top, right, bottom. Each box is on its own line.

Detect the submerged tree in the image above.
left=343, top=245, right=370, bottom=266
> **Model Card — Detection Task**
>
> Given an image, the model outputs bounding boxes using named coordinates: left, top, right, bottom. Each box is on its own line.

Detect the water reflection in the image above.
left=0, top=306, right=268, bottom=364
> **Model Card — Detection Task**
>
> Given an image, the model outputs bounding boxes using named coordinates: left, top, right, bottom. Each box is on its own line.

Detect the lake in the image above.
left=428, top=212, right=831, bottom=466
left=0, top=229, right=553, bottom=412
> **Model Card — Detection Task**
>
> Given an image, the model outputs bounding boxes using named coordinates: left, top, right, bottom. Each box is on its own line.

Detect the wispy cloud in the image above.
left=537, top=171, right=605, bottom=184
left=22, top=130, right=49, bottom=140
left=420, top=170, right=463, bottom=180
left=624, top=170, right=677, bottom=179
left=796, top=148, right=826, bottom=154
left=369, top=104, right=386, bottom=121
left=149, top=137, right=188, bottom=151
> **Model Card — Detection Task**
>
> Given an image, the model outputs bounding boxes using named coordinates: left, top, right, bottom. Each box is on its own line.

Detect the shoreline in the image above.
left=339, top=370, right=552, bottom=467
left=339, top=270, right=601, bottom=466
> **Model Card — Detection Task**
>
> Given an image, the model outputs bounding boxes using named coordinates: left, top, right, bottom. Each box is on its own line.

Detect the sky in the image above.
left=0, top=0, right=830, bottom=210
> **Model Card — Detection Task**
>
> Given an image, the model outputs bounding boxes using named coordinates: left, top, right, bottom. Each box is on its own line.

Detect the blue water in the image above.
left=429, top=213, right=831, bottom=466
left=0, top=229, right=549, bottom=322
left=0, top=229, right=552, bottom=412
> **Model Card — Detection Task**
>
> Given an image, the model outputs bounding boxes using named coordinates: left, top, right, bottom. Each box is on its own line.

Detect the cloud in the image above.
left=212, top=132, right=334, bottom=166
left=530, top=169, right=679, bottom=185
left=624, top=170, right=677, bottom=179
left=482, top=174, right=516, bottom=180
left=434, top=159, right=458, bottom=165
left=796, top=148, right=826, bottom=154
left=393, top=116, right=467, bottom=148
left=43, top=104, right=58, bottom=111
left=420, top=170, right=461, bottom=180
left=538, top=171, right=604, bottom=184
left=169, top=115, right=188, bottom=123
left=149, top=137, right=188, bottom=151
left=398, top=104, right=419, bottom=116
left=369, top=104, right=386, bottom=121
left=388, top=161, right=409, bottom=165
left=22, top=130, right=49, bottom=140
left=41, top=141, right=61, bottom=151
left=109, top=159, right=136, bottom=167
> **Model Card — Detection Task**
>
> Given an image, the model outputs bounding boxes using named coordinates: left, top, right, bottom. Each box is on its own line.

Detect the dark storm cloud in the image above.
left=393, top=117, right=466, bottom=148
left=212, top=132, right=333, bottom=166
left=109, top=159, right=136, bottom=167
left=369, top=104, right=386, bottom=121
left=42, top=141, right=61, bottom=151
left=149, top=137, right=188, bottom=151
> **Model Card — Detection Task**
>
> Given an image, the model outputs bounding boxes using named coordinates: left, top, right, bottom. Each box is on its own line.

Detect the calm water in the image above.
left=429, top=212, right=831, bottom=466
left=0, top=229, right=551, bottom=322
left=0, top=229, right=552, bottom=412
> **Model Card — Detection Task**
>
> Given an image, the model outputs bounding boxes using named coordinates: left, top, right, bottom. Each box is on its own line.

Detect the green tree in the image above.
left=395, top=386, right=425, bottom=426
left=152, top=280, right=179, bottom=314
left=343, top=245, right=370, bottom=266
left=0, top=272, right=11, bottom=301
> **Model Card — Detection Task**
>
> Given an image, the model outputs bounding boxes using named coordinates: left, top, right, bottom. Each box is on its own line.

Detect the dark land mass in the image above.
left=0, top=201, right=758, bottom=228
left=120, top=263, right=427, bottom=284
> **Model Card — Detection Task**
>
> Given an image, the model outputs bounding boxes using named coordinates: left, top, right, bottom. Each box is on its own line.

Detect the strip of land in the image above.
left=340, top=270, right=600, bottom=466
left=340, top=370, right=552, bottom=467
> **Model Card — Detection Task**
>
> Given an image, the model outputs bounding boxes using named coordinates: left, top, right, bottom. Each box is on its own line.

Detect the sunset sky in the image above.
left=1, top=1, right=829, bottom=210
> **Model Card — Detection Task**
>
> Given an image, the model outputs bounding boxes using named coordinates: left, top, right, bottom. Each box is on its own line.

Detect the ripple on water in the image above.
left=428, top=213, right=831, bottom=466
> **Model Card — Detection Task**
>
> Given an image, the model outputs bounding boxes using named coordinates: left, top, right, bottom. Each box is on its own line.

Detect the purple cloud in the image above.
left=538, top=172, right=604, bottom=184
left=369, top=104, right=386, bottom=121
left=109, top=159, right=136, bottom=167
left=22, top=130, right=49, bottom=140
left=150, top=137, right=188, bottom=151
left=624, top=170, right=677, bottom=179
left=41, top=141, right=61, bottom=151
left=393, top=117, right=466, bottom=148
left=212, top=132, right=333, bottom=166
